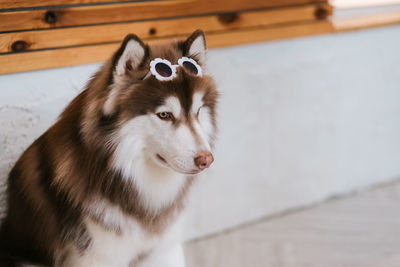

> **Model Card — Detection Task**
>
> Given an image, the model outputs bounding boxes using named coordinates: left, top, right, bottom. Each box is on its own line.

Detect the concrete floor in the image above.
left=185, top=181, right=400, bottom=267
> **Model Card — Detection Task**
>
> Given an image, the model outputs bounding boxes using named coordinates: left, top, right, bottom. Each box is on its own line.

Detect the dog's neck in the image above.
left=78, top=139, right=192, bottom=234
left=95, top=153, right=193, bottom=234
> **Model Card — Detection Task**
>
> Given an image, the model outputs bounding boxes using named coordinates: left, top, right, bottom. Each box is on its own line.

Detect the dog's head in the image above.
left=83, top=30, right=218, bottom=178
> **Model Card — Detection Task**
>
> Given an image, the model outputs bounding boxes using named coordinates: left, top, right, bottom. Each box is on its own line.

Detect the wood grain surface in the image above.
left=0, top=0, right=132, bottom=9
left=0, top=5, right=327, bottom=53
left=0, top=0, right=326, bottom=32
left=0, top=0, right=332, bottom=74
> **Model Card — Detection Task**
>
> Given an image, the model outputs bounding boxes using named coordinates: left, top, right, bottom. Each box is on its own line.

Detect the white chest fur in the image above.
left=65, top=200, right=184, bottom=267
left=72, top=115, right=191, bottom=267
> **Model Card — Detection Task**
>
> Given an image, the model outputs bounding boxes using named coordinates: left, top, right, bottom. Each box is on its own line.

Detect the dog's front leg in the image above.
left=135, top=243, right=186, bottom=267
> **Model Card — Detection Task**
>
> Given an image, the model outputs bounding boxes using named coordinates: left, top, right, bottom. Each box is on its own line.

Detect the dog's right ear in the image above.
left=183, top=29, right=207, bottom=65
left=112, top=34, right=147, bottom=76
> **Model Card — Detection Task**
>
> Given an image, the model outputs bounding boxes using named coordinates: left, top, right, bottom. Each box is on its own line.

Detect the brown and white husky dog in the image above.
left=0, top=30, right=218, bottom=267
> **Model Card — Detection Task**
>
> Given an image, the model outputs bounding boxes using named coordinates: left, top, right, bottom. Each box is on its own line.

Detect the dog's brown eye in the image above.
left=157, top=112, right=174, bottom=121
left=182, top=61, right=198, bottom=75
left=196, top=106, right=203, bottom=116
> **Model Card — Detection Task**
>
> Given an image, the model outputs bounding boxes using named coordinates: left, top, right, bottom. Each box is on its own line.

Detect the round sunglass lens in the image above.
left=155, top=62, right=172, bottom=77
left=182, top=61, right=198, bottom=75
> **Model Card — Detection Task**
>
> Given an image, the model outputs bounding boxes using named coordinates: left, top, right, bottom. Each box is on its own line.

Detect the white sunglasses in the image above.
left=149, top=57, right=202, bottom=81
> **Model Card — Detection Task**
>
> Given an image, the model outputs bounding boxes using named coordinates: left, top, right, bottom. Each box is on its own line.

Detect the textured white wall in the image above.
left=1, top=26, right=400, bottom=240
left=332, top=0, right=400, bottom=8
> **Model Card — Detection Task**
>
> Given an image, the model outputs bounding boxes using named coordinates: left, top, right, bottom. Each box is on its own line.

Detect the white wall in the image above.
left=1, top=25, right=400, bottom=240
left=332, top=0, right=400, bottom=8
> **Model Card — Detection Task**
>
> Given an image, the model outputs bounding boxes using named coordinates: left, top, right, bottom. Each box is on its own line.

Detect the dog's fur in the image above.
left=0, top=30, right=218, bottom=267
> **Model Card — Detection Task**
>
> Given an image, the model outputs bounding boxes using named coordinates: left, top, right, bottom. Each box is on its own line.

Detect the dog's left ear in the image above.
left=113, top=34, right=147, bottom=76
left=105, top=34, right=147, bottom=115
left=183, top=29, right=207, bottom=65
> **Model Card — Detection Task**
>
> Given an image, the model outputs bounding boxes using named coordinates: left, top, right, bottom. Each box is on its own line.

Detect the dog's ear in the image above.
left=113, top=34, right=147, bottom=76
left=104, top=34, right=147, bottom=115
left=183, top=29, right=207, bottom=65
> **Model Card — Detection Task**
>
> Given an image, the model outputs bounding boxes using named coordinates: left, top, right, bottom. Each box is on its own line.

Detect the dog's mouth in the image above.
left=155, top=154, right=200, bottom=175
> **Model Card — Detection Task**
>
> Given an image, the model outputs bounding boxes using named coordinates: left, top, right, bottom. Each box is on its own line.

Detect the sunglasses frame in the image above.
left=178, top=56, right=203, bottom=77
left=149, top=58, right=178, bottom=81
left=149, top=57, right=202, bottom=81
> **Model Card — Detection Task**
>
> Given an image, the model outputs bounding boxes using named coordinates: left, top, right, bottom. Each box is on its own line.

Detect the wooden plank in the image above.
left=0, top=5, right=329, bottom=53
left=0, top=43, right=119, bottom=75
left=333, top=10, right=400, bottom=31
left=207, top=21, right=333, bottom=48
left=0, top=0, right=327, bottom=32
left=0, top=0, right=132, bottom=9
left=0, top=21, right=333, bottom=75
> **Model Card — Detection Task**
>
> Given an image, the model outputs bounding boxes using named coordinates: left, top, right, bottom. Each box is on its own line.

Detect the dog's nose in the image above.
left=194, top=151, right=214, bottom=170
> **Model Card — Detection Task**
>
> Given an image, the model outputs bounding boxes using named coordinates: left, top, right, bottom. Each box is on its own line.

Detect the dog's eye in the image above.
left=157, top=112, right=174, bottom=121
left=196, top=106, right=203, bottom=116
